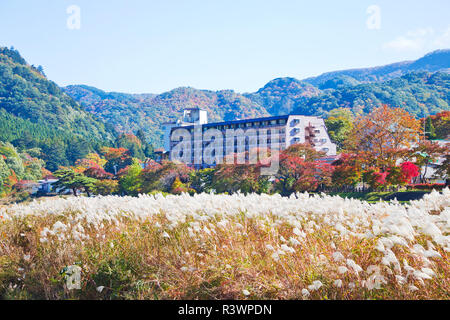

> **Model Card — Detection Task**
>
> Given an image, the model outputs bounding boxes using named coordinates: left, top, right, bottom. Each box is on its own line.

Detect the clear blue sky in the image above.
left=0, top=0, right=449, bottom=93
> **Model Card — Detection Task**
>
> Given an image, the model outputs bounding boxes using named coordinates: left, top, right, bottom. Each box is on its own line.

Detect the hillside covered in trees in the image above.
left=0, top=47, right=154, bottom=196
left=63, top=85, right=270, bottom=145
left=293, top=71, right=449, bottom=117
left=0, top=47, right=119, bottom=170
left=65, top=50, right=449, bottom=147
left=1, top=46, right=448, bottom=154
left=303, top=49, right=450, bottom=86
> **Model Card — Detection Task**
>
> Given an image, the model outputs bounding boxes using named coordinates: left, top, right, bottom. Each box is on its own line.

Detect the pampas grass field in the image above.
left=0, top=190, right=449, bottom=300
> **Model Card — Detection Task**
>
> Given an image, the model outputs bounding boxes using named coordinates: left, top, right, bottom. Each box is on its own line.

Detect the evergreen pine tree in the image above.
left=425, top=117, right=436, bottom=140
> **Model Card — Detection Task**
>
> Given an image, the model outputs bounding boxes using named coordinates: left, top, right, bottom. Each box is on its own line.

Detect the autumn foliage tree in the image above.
left=274, top=144, right=333, bottom=195
left=345, top=105, right=422, bottom=169
left=75, top=153, right=107, bottom=172
left=101, top=147, right=133, bottom=174
left=0, top=142, right=44, bottom=196
left=210, top=147, right=271, bottom=194
left=361, top=161, right=420, bottom=190
left=139, top=160, right=192, bottom=194
left=84, top=166, right=113, bottom=180
left=84, top=166, right=117, bottom=195
left=213, top=163, right=263, bottom=194
left=331, top=153, right=362, bottom=188
left=425, top=111, right=450, bottom=140
left=325, top=108, right=354, bottom=150
left=410, top=141, right=449, bottom=183
left=92, top=179, right=119, bottom=196
left=399, top=161, right=420, bottom=184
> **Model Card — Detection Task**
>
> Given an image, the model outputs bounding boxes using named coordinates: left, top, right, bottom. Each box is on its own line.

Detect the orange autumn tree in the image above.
left=101, top=147, right=130, bottom=161
left=345, top=105, right=422, bottom=170
left=100, top=147, right=133, bottom=174
left=331, top=153, right=363, bottom=188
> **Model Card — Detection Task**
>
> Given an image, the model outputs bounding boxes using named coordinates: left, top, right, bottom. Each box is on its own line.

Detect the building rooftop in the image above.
left=171, top=114, right=290, bottom=130
left=183, top=107, right=207, bottom=111
left=170, top=113, right=324, bottom=131
left=38, top=179, right=58, bottom=183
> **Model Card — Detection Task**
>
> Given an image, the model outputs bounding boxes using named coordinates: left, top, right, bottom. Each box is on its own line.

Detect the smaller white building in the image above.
left=37, top=178, right=59, bottom=193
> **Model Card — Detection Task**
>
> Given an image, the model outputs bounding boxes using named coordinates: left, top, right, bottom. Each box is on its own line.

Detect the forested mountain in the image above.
left=64, top=85, right=270, bottom=144
left=303, top=49, right=450, bottom=87
left=0, top=47, right=116, bottom=170
left=65, top=50, right=449, bottom=147
left=294, top=71, right=449, bottom=117
left=243, top=77, right=320, bottom=115
left=2, top=46, right=447, bottom=152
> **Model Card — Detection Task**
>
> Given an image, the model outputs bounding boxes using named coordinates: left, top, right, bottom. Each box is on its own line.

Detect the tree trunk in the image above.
left=421, top=163, right=429, bottom=183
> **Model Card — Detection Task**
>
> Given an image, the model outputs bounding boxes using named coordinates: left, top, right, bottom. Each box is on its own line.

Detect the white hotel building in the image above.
left=162, top=108, right=337, bottom=169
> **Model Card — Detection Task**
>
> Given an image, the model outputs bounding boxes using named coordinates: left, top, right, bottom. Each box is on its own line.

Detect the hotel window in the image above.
left=279, top=119, right=287, bottom=125
left=322, top=148, right=329, bottom=152
left=291, top=119, right=300, bottom=125
left=271, top=120, right=277, bottom=125
left=314, top=129, right=321, bottom=133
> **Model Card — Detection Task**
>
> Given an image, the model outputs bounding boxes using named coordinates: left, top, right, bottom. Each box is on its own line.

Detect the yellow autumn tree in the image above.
left=74, top=153, right=107, bottom=172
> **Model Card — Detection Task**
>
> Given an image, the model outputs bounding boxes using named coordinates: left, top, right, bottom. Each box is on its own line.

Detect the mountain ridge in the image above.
left=303, top=49, right=450, bottom=87
left=61, top=49, right=450, bottom=146
left=0, top=46, right=116, bottom=170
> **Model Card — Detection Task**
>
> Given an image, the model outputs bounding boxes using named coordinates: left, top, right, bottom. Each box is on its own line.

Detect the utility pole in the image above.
left=423, top=116, right=431, bottom=142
